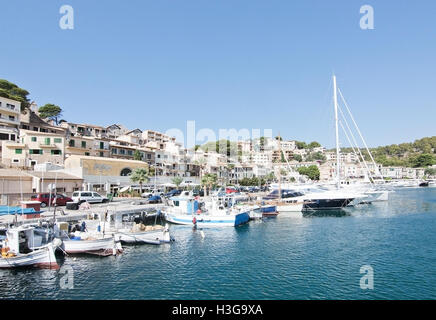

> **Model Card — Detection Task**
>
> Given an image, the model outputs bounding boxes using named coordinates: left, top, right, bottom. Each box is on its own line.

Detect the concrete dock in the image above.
left=0, top=199, right=165, bottom=228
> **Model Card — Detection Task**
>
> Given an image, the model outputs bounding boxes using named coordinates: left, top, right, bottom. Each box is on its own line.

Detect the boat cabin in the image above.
left=169, top=196, right=199, bottom=214
left=3, top=226, right=43, bottom=254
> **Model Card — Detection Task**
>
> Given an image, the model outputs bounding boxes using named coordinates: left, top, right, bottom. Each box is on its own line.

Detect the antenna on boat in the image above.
left=53, top=171, right=58, bottom=221
left=333, top=75, right=341, bottom=189
left=277, top=132, right=282, bottom=202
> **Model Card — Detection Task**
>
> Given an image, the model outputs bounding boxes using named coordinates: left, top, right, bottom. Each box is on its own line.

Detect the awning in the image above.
left=119, top=185, right=131, bottom=193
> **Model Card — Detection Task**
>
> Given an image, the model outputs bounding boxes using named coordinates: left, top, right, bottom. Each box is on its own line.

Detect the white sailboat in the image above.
left=329, top=74, right=390, bottom=204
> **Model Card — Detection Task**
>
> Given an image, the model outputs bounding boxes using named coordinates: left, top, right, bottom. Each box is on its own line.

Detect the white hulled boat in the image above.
left=0, top=225, right=60, bottom=269
left=162, top=195, right=250, bottom=227
left=57, top=221, right=122, bottom=256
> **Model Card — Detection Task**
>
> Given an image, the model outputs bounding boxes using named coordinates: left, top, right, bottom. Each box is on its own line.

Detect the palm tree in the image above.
left=201, top=173, right=217, bottom=196
left=130, top=167, right=150, bottom=195
left=266, top=171, right=276, bottom=183
left=172, top=176, right=183, bottom=189
left=194, top=157, right=207, bottom=192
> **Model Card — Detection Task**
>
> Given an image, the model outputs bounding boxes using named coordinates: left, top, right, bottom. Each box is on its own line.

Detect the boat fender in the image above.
left=52, top=238, right=63, bottom=248
left=196, top=209, right=201, bottom=214
left=192, top=217, right=197, bottom=225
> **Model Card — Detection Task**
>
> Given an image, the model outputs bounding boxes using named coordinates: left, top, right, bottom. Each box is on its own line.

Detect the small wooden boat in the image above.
left=115, top=224, right=171, bottom=245
left=61, top=233, right=122, bottom=256
left=0, top=226, right=60, bottom=269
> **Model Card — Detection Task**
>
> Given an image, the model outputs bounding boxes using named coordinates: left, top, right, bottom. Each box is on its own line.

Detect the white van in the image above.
left=71, top=191, right=109, bottom=204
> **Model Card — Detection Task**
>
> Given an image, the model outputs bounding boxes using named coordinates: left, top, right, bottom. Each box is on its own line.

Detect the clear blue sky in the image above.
left=1, top=0, right=435, bottom=148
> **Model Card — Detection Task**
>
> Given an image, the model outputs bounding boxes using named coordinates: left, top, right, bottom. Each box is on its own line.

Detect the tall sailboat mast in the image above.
left=333, top=75, right=340, bottom=189
left=277, top=132, right=282, bottom=202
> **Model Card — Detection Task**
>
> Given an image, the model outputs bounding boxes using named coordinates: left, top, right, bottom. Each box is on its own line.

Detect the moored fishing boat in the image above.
left=0, top=225, right=60, bottom=269
left=57, top=221, right=122, bottom=256
left=113, top=222, right=171, bottom=245
left=60, top=234, right=122, bottom=256
left=162, top=195, right=250, bottom=227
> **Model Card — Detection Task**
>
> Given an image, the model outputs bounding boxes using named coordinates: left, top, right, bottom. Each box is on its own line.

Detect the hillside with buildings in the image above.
left=1, top=79, right=435, bottom=205
left=328, top=136, right=436, bottom=168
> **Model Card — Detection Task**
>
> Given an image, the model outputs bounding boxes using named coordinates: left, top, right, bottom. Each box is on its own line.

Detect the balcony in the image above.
left=39, top=143, right=59, bottom=148
left=4, top=141, right=26, bottom=148
left=0, top=103, right=20, bottom=115
left=0, top=115, right=20, bottom=125
left=96, top=145, right=110, bottom=150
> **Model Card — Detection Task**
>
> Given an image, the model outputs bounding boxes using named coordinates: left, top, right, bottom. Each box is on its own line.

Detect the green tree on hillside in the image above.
left=38, top=104, right=63, bottom=125
left=0, top=79, right=31, bottom=112
left=295, top=141, right=307, bottom=149
left=293, top=154, right=303, bottom=162
left=133, top=150, right=142, bottom=161
left=306, top=151, right=326, bottom=162
left=297, top=165, right=320, bottom=181
left=424, top=168, right=436, bottom=177
left=308, top=141, right=321, bottom=149
left=409, top=153, right=436, bottom=168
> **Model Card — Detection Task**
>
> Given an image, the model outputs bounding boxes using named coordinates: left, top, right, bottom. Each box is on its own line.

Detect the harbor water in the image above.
left=1, top=187, right=435, bottom=300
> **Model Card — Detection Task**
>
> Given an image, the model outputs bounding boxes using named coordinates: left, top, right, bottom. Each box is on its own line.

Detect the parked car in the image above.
left=192, top=189, right=204, bottom=197
left=71, top=191, right=109, bottom=204
left=164, top=189, right=181, bottom=198
left=225, top=187, right=238, bottom=194
left=146, top=195, right=162, bottom=204
left=31, top=193, right=73, bottom=208
left=141, top=189, right=164, bottom=198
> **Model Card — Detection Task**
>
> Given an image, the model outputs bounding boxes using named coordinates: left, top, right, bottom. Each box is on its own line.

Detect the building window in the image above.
left=100, top=142, right=104, bottom=149
left=44, top=138, right=51, bottom=145
left=12, top=159, right=20, bottom=163
left=54, top=138, right=62, bottom=143
left=51, top=150, right=62, bottom=155
left=112, top=148, right=117, bottom=154
left=15, top=149, right=22, bottom=154
left=9, top=115, right=15, bottom=121
left=99, top=152, right=104, bottom=157
left=69, top=139, right=75, bottom=147
left=29, top=149, right=43, bottom=155
left=31, top=137, right=37, bottom=142
left=127, top=150, right=133, bottom=156
left=81, top=141, right=86, bottom=148
left=120, top=149, right=125, bottom=155
left=10, top=134, right=15, bottom=141
left=85, top=152, right=90, bottom=156
left=0, top=133, right=9, bottom=140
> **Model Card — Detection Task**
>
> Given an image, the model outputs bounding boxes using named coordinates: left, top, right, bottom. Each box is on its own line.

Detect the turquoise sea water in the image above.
left=1, top=187, right=435, bottom=300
